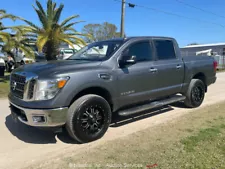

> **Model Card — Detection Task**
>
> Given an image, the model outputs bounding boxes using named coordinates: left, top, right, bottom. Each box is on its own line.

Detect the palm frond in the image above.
left=3, top=25, right=27, bottom=32
left=52, top=2, right=56, bottom=11
left=64, top=30, right=91, bottom=37
left=0, top=14, right=21, bottom=21
left=18, top=25, right=39, bottom=34
left=36, top=35, right=49, bottom=52
left=53, top=4, right=64, bottom=23
left=70, top=39, right=87, bottom=47
left=58, top=37, right=75, bottom=48
left=18, top=45, right=35, bottom=58
left=0, top=32, right=10, bottom=42
left=47, top=0, right=53, bottom=21
left=33, top=6, right=47, bottom=29
left=62, top=35, right=86, bottom=46
left=0, top=9, right=6, bottom=14
left=35, top=0, right=46, bottom=17
left=60, top=15, right=79, bottom=27
left=62, top=21, right=84, bottom=31
left=22, top=19, right=41, bottom=32
left=64, top=27, right=77, bottom=32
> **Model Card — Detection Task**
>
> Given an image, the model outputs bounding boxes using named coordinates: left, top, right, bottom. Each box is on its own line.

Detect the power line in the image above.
left=113, top=0, right=225, bottom=28
left=174, top=0, right=225, bottom=19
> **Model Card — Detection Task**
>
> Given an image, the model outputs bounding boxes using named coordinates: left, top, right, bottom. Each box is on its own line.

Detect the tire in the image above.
left=20, top=61, right=25, bottom=65
left=66, top=94, right=112, bottom=143
left=184, top=79, right=205, bottom=108
left=5, top=63, right=12, bottom=72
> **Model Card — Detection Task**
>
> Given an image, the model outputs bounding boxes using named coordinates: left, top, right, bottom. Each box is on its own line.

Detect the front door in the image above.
left=115, top=40, right=157, bottom=108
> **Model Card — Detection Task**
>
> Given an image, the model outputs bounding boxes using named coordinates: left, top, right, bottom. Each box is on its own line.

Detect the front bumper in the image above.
left=9, top=102, right=68, bottom=127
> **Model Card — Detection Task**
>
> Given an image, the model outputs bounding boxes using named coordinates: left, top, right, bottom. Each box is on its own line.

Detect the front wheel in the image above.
left=184, top=79, right=205, bottom=108
left=66, top=94, right=112, bottom=143
left=20, top=61, right=25, bottom=65
left=5, top=63, right=12, bottom=72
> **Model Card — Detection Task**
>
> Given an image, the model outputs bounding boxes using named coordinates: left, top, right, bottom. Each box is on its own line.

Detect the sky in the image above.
left=1, top=0, right=225, bottom=47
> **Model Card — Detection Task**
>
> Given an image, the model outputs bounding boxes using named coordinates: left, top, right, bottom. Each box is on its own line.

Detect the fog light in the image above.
left=32, top=116, right=46, bottom=123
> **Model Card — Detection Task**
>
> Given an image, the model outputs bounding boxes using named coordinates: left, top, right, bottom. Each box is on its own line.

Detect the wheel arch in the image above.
left=192, top=72, right=207, bottom=92
left=69, top=86, right=113, bottom=111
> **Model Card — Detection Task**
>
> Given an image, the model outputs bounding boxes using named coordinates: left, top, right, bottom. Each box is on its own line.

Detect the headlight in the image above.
left=35, top=77, right=69, bottom=100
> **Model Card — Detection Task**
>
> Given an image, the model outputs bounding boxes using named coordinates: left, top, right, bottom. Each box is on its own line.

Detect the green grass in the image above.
left=217, top=69, right=225, bottom=73
left=0, top=72, right=10, bottom=98
left=181, top=126, right=222, bottom=152
left=26, top=101, right=225, bottom=169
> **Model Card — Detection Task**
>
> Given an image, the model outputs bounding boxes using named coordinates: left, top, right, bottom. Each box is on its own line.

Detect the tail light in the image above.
left=213, top=60, right=218, bottom=72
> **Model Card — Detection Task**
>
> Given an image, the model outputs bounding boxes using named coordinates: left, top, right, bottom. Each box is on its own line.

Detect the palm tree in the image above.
left=0, top=9, right=20, bottom=43
left=0, top=10, right=34, bottom=62
left=22, top=0, right=88, bottom=60
left=1, top=30, right=35, bottom=61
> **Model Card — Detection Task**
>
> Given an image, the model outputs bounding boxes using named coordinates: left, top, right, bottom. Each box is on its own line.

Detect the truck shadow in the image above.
left=5, top=102, right=186, bottom=144
left=5, top=115, right=77, bottom=144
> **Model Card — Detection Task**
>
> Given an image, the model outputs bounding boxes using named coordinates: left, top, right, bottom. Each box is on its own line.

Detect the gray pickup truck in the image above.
left=8, top=36, right=217, bottom=143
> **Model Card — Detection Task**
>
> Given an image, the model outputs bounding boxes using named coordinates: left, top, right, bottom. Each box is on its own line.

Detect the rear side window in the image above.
left=125, top=41, right=153, bottom=62
left=154, top=40, right=176, bottom=60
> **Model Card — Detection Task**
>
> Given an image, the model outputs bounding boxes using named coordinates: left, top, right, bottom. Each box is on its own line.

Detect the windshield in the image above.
left=68, top=40, right=123, bottom=61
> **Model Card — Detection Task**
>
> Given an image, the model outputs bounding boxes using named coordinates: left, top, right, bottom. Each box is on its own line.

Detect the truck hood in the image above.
left=14, top=60, right=102, bottom=77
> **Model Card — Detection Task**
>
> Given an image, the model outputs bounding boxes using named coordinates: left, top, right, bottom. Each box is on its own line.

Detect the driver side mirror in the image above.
left=119, top=54, right=137, bottom=67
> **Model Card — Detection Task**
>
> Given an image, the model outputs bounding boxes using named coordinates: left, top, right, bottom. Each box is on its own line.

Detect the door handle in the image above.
left=149, top=68, right=157, bottom=73
left=176, top=65, right=182, bottom=69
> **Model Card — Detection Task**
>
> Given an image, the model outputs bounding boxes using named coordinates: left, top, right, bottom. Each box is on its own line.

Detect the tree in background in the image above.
left=1, top=30, right=35, bottom=62
left=82, top=22, right=121, bottom=43
left=22, top=0, right=88, bottom=60
left=0, top=9, right=20, bottom=45
left=0, top=9, right=32, bottom=65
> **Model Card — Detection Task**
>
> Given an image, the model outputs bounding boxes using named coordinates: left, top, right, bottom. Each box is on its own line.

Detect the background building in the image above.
left=180, top=43, right=225, bottom=57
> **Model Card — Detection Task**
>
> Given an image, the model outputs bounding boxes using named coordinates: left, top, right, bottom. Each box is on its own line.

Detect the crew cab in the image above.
left=8, top=36, right=217, bottom=143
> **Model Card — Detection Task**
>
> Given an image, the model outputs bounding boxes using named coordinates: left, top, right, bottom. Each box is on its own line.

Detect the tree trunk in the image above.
left=44, top=40, right=59, bottom=61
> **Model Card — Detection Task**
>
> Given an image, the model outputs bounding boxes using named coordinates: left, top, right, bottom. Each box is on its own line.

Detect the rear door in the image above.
left=151, top=39, right=184, bottom=98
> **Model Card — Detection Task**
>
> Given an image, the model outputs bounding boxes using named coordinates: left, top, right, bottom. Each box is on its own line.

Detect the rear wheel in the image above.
left=66, top=94, right=111, bottom=143
left=184, top=79, right=205, bottom=108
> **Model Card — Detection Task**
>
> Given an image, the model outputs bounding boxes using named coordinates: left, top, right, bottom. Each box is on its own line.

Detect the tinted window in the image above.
left=154, top=40, right=176, bottom=60
left=125, top=41, right=152, bottom=61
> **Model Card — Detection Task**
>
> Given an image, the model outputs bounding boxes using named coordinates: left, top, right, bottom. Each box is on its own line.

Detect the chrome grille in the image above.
left=10, top=72, right=38, bottom=100
left=28, top=79, right=36, bottom=99
left=10, top=74, right=26, bottom=99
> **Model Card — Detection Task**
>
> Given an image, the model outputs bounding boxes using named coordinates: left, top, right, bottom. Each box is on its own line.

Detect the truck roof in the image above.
left=101, top=36, right=175, bottom=42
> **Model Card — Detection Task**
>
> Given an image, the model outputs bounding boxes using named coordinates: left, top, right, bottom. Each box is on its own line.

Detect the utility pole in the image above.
left=120, top=0, right=125, bottom=38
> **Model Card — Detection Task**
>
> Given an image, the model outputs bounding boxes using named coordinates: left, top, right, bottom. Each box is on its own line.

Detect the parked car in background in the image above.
left=0, top=51, right=7, bottom=61
left=0, top=54, right=5, bottom=76
left=8, top=36, right=217, bottom=143
left=57, top=48, right=77, bottom=60
left=0, top=51, right=14, bottom=72
left=0, top=49, right=35, bottom=72
left=11, top=49, right=35, bottom=65
left=34, top=52, right=46, bottom=62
